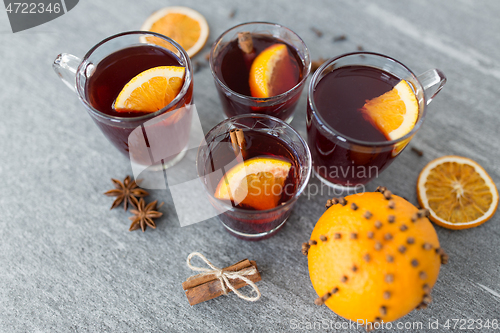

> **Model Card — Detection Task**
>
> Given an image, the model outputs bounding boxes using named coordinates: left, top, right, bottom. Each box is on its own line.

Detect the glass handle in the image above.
left=417, top=69, right=447, bottom=106
left=53, top=53, right=81, bottom=93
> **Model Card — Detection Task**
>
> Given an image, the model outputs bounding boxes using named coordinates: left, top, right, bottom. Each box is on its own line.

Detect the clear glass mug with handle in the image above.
left=306, top=52, right=446, bottom=191
left=53, top=31, right=194, bottom=170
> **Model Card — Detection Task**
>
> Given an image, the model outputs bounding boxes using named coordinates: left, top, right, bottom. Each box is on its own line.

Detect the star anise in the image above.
left=104, top=176, right=149, bottom=210
left=129, top=198, right=163, bottom=232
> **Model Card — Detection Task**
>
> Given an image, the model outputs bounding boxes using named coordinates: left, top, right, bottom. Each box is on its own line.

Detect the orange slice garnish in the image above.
left=114, top=66, right=185, bottom=113
left=249, top=44, right=298, bottom=98
left=215, top=157, right=292, bottom=210
left=141, top=6, right=209, bottom=57
left=417, top=155, right=499, bottom=230
left=360, top=80, right=419, bottom=140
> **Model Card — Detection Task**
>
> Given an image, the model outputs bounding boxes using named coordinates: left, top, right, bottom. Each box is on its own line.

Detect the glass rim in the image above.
left=196, top=113, right=312, bottom=214
left=209, top=21, right=311, bottom=104
left=75, top=31, right=193, bottom=123
left=308, top=51, right=427, bottom=147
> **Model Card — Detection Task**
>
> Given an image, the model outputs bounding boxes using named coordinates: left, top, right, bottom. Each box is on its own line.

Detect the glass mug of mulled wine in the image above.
left=307, top=52, right=446, bottom=190
left=197, top=114, right=312, bottom=240
left=210, top=22, right=311, bottom=123
left=53, top=31, right=194, bottom=170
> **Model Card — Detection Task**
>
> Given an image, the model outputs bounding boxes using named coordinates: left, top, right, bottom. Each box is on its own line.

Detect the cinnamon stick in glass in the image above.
left=238, top=31, right=256, bottom=69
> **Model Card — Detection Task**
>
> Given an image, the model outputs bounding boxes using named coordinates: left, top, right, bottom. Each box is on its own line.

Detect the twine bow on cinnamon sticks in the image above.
left=182, top=252, right=262, bottom=305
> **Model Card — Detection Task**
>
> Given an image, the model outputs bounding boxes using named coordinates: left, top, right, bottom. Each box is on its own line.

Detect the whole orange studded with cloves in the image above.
left=302, top=188, right=448, bottom=325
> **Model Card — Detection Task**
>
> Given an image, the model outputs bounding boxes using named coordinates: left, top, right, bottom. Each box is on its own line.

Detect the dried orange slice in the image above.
left=417, top=155, right=498, bottom=230
left=141, top=6, right=209, bottom=57
left=215, top=157, right=292, bottom=210
left=114, top=66, right=185, bottom=113
left=360, top=80, right=419, bottom=140
left=249, top=44, right=296, bottom=98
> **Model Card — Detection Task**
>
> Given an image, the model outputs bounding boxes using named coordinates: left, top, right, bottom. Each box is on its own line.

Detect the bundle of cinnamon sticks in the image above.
left=182, top=258, right=261, bottom=306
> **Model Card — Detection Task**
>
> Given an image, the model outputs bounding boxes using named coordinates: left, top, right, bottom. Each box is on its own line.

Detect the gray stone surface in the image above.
left=1, top=0, right=500, bottom=332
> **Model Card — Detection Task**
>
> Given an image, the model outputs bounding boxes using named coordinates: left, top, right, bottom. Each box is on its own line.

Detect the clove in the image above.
left=440, top=252, right=449, bottom=265
left=422, top=284, right=430, bottom=294
left=325, top=197, right=340, bottom=209
left=411, top=146, right=424, bottom=156
left=411, top=213, right=419, bottom=222
left=311, top=27, right=323, bottom=37
left=422, top=243, right=432, bottom=250
left=418, top=209, right=430, bottom=218
left=333, top=34, right=347, bottom=42
left=301, top=242, right=310, bottom=256
left=380, top=306, right=387, bottom=316
left=383, top=190, right=392, bottom=200
left=422, top=294, right=432, bottom=304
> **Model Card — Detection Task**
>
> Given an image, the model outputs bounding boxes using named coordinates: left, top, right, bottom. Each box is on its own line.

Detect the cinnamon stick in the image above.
left=229, top=129, right=247, bottom=161
left=184, top=260, right=261, bottom=306
left=237, top=32, right=254, bottom=54
left=182, top=259, right=251, bottom=290
left=238, top=32, right=256, bottom=69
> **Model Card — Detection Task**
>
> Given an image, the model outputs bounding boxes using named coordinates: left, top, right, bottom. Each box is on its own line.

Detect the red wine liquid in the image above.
left=86, top=45, right=184, bottom=118
left=215, top=35, right=302, bottom=96
left=314, top=66, right=399, bottom=141
left=213, top=35, right=305, bottom=121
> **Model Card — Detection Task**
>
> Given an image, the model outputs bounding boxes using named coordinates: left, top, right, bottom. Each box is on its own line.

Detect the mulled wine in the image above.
left=210, top=23, right=311, bottom=122
left=85, top=44, right=193, bottom=164
left=197, top=114, right=312, bottom=240
left=307, top=63, right=416, bottom=187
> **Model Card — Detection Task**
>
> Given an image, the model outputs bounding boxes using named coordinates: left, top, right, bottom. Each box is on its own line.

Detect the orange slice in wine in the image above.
left=360, top=80, right=419, bottom=141
left=248, top=44, right=297, bottom=98
left=114, top=66, right=185, bottom=113
left=214, top=157, right=292, bottom=210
